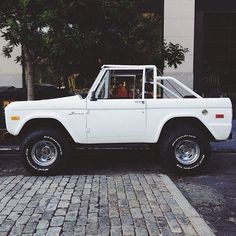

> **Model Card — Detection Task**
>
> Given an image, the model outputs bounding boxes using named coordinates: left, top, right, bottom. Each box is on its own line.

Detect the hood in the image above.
left=5, top=95, right=83, bottom=111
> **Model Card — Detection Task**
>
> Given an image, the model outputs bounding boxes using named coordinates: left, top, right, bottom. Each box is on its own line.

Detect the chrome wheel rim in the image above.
left=175, top=140, right=200, bottom=165
left=31, top=140, right=58, bottom=167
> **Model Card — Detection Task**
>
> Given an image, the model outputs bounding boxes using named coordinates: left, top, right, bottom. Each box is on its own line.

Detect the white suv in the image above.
left=5, top=65, right=232, bottom=174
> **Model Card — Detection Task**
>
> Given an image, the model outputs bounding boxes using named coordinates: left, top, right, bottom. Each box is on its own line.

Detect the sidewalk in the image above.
left=0, top=174, right=215, bottom=236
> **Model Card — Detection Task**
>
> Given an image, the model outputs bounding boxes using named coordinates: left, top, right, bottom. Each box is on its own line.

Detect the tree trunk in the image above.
left=22, top=45, right=35, bottom=100
left=25, top=60, right=34, bottom=101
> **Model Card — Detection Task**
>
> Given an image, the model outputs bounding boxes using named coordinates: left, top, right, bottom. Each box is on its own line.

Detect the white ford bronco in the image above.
left=5, top=65, right=232, bottom=174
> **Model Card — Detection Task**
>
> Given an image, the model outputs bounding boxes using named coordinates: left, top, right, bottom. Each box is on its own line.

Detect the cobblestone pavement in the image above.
left=0, top=151, right=214, bottom=236
left=0, top=173, right=207, bottom=236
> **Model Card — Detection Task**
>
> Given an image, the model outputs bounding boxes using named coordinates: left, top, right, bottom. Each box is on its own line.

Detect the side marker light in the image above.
left=11, top=116, right=20, bottom=121
left=215, top=114, right=224, bottom=119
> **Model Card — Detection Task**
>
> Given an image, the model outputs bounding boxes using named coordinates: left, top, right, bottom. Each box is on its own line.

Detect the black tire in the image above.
left=159, top=126, right=210, bottom=173
left=20, top=128, right=70, bottom=175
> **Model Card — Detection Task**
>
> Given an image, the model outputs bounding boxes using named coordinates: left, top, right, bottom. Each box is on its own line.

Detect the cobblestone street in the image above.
left=0, top=151, right=214, bottom=236
left=0, top=174, right=210, bottom=236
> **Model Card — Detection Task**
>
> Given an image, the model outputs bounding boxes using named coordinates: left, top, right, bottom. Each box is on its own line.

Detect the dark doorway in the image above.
left=195, top=1, right=236, bottom=117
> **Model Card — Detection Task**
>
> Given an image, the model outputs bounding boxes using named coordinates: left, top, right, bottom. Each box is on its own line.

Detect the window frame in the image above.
left=94, top=68, right=145, bottom=100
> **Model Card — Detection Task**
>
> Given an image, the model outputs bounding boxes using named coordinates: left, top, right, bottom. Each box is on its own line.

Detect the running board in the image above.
left=75, top=143, right=152, bottom=150
left=0, top=144, right=152, bottom=152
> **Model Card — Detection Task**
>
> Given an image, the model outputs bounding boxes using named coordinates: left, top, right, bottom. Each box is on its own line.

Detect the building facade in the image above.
left=0, top=39, right=22, bottom=88
left=194, top=0, right=236, bottom=98
left=164, top=0, right=195, bottom=90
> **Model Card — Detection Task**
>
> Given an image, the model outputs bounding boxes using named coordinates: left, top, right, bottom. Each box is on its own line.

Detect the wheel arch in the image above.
left=158, top=117, right=215, bottom=142
left=18, top=118, right=74, bottom=142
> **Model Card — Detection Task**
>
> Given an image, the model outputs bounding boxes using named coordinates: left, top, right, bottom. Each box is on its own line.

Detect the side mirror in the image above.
left=90, top=91, right=97, bottom=101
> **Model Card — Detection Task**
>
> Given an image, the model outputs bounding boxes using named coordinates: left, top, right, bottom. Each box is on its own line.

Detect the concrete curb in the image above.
left=212, top=149, right=236, bottom=153
left=0, top=145, right=235, bottom=153
left=160, top=174, right=216, bottom=236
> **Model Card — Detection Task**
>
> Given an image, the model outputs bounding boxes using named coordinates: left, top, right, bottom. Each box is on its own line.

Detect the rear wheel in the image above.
left=20, top=128, right=70, bottom=174
left=159, top=127, right=210, bottom=172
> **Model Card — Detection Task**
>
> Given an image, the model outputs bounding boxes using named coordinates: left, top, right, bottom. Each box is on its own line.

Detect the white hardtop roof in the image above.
left=102, top=64, right=157, bottom=69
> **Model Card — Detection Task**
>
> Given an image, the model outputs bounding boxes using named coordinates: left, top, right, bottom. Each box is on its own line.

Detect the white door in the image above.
left=86, top=69, right=146, bottom=143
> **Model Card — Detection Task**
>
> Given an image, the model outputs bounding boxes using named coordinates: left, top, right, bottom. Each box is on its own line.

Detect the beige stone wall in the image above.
left=0, top=38, right=22, bottom=88
left=163, top=0, right=195, bottom=89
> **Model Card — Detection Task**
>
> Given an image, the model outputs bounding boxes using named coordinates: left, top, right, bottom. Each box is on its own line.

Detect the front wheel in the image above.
left=20, top=128, right=70, bottom=174
left=159, top=127, right=210, bottom=172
